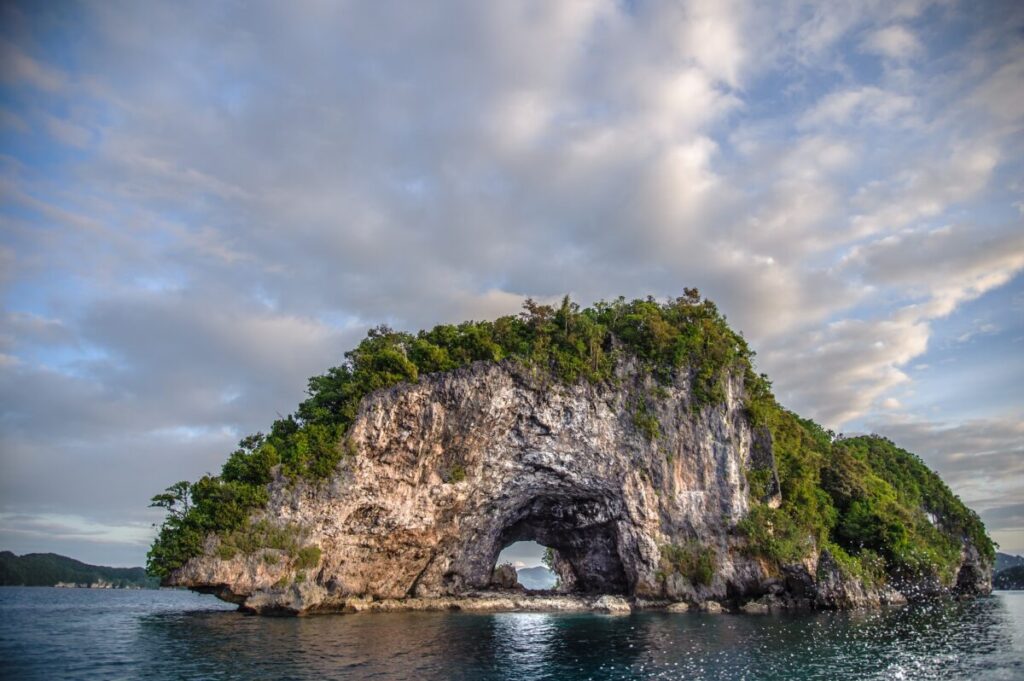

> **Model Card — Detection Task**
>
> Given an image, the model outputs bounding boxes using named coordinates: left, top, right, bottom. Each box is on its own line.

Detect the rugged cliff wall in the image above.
left=168, top=358, right=989, bottom=614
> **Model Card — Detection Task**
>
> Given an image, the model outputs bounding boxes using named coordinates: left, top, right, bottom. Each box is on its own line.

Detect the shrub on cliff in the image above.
left=148, top=477, right=268, bottom=578
left=660, top=542, right=717, bottom=586
left=739, top=407, right=994, bottom=585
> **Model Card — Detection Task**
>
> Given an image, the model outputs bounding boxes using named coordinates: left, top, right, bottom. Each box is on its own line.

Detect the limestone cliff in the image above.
left=167, top=358, right=990, bottom=614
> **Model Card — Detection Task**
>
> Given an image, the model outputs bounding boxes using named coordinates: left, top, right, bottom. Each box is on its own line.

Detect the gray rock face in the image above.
left=490, top=563, right=521, bottom=590
left=168, top=359, right=987, bottom=614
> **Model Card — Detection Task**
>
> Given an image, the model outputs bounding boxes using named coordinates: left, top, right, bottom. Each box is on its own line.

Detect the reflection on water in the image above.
left=1, top=587, right=1023, bottom=680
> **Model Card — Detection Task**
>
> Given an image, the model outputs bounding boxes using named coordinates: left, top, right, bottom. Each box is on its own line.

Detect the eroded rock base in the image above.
left=227, top=589, right=918, bottom=617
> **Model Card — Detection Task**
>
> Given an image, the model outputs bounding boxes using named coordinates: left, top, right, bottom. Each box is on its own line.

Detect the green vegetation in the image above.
left=210, top=518, right=322, bottom=576
left=631, top=398, right=661, bottom=442
left=739, top=400, right=995, bottom=586
left=295, top=546, right=322, bottom=570
left=821, top=543, right=887, bottom=587
left=542, top=547, right=556, bottom=571
left=219, top=518, right=306, bottom=557
left=737, top=409, right=836, bottom=565
left=147, top=290, right=993, bottom=592
left=147, top=478, right=269, bottom=578
left=744, top=466, right=776, bottom=502
left=660, top=542, right=717, bottom=586
left=0, top=550, right=158, bottom=588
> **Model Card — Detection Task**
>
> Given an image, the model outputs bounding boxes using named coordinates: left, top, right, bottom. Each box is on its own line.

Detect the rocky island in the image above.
left=0, top=551, right=158, bottom=589
left=147, top=293, right=993, bottom=615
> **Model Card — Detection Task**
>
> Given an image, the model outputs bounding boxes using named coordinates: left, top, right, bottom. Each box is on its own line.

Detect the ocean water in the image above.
left=1, top=587, right=1022, bottom=680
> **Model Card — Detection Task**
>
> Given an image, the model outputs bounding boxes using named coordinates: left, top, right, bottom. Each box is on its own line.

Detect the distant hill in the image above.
left=994, top=565, right=1024, bottom=590
left=995, top=552, right=1024, bottom=573
left=517, top=565, right=557, bottom=590
left=0, top=551, right=158, bottom=588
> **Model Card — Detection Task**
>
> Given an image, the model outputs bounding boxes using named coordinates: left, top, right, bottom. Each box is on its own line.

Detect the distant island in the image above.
left=0, top=551, right=158, bottom=589
left=994, top=553, right=1024, bottom=590
left=995, top=551, right=1024, bottom=573
left=517, top=565, right=558, bottom=591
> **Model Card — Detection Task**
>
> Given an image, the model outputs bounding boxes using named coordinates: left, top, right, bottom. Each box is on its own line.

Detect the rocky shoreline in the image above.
left=200, top=587, right=921, bottom=617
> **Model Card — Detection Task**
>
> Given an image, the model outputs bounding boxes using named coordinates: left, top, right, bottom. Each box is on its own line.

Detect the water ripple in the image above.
left=1, top=588, right=1022, bottom=680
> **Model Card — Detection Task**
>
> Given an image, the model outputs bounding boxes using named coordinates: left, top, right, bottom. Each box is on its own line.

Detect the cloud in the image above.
left=44, top=115, right=92, bottom=148
left=954, top=322, right=998, bottom=344
left=972, top=55, right=1024, bottom=125
left=1, top=311, right=74, bottom=350
left=981, top=504, right=1024, bottom=533
left=848, top=145, right=999, bottom=239
left=0, top=41, right=66, bottom=92
left=845, top=223, right=1024, bottom=317
left=779, top=1, right=931, bottom=63
left=763, top=220, right=1024, bottom=426
left=867, top=415, right=1024, bottom=489
left=800, top=86, right=915, bottom=129
left=677, top=0, right=747, bottom=87
left=861, top=25, right=924, bottom=60
left=0, top=512, right=152, bottom=544
left=764, top=316, right=930, bottom=425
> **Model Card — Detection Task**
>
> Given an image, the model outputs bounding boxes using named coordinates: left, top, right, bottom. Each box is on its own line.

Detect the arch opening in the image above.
left=495, top=541, right=559, bottom=591
left=489, top=495, right=629, bottom=595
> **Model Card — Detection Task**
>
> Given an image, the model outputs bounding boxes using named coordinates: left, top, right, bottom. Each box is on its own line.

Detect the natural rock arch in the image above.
left=490, top=494, right=629, bottom=594
left=170, top=353, right=996, bottom=616
left=173, top=359, right=772, bottom=613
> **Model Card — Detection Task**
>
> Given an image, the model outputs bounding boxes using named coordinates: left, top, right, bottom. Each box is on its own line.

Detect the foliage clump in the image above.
left=631, top=398, right=661, bottom=442
left=660, top=542, right=717, bottom=586
left=738, top=397, right=995, bottom=586
left=147, top=478, right=269, bottom=578
left=295, top=546, right=322, bottom=570
left=219, top=518, right=305, bottom=558
left=446, top=465, right=467, bottom=483
left=744, top=466, right=776, bottom=503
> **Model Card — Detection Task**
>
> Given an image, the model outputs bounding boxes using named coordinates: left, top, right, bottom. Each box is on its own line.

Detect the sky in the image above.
left=0, top=0, right=1022, bottom=567
left=498, top=541, right=547, bottom=570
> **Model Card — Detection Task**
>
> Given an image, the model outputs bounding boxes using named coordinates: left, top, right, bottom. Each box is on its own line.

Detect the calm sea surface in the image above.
left=1, top=587, right=1022, bottom=680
